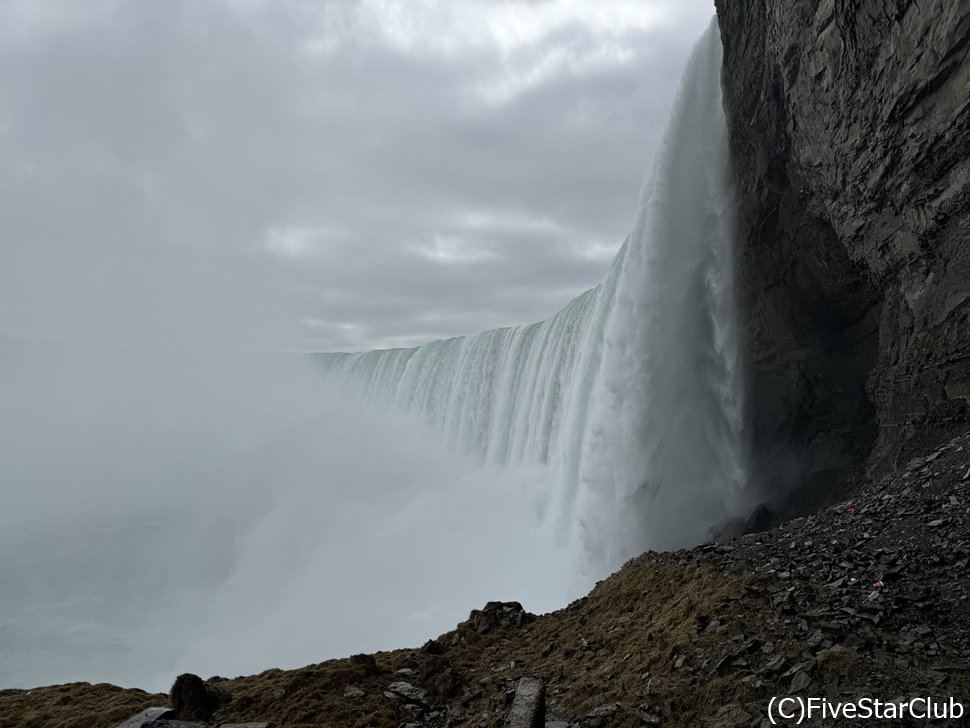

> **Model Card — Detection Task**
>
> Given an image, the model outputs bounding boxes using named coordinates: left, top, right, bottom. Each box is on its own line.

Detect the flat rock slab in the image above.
left=386, top=681, right=427, bottom=703
left=506, top=676, right=544, bottom=728
left=143, top=722, right=209, bottom=728
left=117, top=708, right=175, bottom=727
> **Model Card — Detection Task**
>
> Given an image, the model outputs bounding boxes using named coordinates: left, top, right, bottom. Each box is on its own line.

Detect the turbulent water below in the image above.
left=0, top=347, right=573, bottom=689
left=0, top=18, right=747, bottom=691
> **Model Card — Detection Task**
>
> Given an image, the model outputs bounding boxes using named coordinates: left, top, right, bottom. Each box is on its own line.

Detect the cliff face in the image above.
left=714, top=0, right=970, bottom=504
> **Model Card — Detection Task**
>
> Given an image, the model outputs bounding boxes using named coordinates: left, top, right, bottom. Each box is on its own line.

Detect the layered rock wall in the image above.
left=715, top=0, right=970, bottom=505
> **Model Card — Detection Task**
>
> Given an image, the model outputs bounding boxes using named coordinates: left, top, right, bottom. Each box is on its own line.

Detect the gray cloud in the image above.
left=0, top=0, right=716, bottom=351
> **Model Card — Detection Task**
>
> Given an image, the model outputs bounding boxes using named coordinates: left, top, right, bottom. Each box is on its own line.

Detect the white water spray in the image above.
left=0, top=19, right=745, bottom=691
left=316, top=19, right=746, bottom=575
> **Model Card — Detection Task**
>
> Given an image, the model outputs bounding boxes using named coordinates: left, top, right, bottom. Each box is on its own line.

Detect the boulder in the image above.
left=464, top=601, right=536, bottom=635
left=505, top=676, right=544, bottom=728
left=386, top=681, right=427, bottom=704
left=170, top=673, right=229, bottom=722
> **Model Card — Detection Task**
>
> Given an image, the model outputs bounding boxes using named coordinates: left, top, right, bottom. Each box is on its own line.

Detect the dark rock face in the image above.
left=715, top=0, right=970, bottom=501
left=169, top=673, right=229, bottom=722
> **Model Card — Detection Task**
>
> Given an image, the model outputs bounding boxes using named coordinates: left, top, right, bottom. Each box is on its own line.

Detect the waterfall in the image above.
left=0, top=18, right=747, bottom=691
left=314, top=18, right=746, bottom=574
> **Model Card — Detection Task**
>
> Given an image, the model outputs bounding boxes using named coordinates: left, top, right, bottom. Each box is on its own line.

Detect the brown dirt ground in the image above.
left=0, top=683, right=165, bottom=728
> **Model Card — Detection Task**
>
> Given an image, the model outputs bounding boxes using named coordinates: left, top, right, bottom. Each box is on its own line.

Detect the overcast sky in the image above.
left=1, top=0, right=715, bottom=352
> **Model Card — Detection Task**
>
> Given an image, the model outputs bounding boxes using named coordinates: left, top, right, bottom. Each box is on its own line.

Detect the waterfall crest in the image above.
left=315, top=18, right=746, bottom=573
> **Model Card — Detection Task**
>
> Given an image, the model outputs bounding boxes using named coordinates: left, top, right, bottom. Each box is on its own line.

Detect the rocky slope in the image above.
left=1, top=436, right=968, bottom=727
left=714, top=0, right=970, bottom=507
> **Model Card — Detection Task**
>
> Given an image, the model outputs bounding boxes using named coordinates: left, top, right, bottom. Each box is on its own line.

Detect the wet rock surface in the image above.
left=715, top=0, right=970, bottom=501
